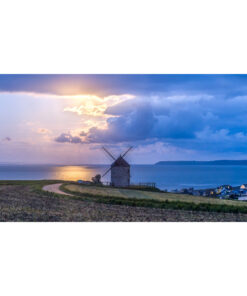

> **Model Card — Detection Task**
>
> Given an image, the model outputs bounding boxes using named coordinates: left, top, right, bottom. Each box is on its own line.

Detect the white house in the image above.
left=240, top=184, right=247, bottom=190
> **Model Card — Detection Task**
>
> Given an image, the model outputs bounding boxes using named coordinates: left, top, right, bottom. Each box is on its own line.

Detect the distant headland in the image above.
left=155, top=160, right=247, bottom=165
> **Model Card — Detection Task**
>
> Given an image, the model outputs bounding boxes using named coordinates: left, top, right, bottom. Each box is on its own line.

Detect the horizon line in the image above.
left=1, top=159, right=247, bottom=166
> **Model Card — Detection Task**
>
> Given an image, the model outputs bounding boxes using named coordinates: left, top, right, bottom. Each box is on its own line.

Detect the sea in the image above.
left=1, top=164, right=247, bottom=191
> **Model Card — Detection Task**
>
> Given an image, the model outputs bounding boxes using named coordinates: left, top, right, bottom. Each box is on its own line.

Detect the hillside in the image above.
left=1, top=181, right=247, bottom=221
left=155, top=160, right=247, bottom=165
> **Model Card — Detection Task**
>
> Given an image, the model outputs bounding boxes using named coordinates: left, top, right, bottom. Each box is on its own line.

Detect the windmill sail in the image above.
left=121, top=146, right=133, bottom=158
left=102, top=167, right=111, bottom=178
left=102, top=146, right=116, bottom=160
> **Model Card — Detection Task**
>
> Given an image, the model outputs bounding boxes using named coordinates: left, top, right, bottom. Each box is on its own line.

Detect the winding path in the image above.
left=42, top=183, right=73, bottom=196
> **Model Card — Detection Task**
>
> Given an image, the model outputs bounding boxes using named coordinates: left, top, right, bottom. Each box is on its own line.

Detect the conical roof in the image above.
left=111, top=156, right=130, bottom=168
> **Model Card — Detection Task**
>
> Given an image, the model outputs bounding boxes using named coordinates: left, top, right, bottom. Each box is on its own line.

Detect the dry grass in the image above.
left=64, top=184, right=247, bottom=207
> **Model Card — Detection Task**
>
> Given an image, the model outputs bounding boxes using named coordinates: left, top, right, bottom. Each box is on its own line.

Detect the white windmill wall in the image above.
left=111, top=167, right=130, bottom=187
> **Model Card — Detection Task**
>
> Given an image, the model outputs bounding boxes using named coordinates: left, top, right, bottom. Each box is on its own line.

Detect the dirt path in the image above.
left=42, top=183, right=73, bottom=196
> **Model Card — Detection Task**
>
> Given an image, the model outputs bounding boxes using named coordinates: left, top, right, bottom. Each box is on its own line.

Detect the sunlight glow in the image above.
left=63, top=94, right=135, bottom=117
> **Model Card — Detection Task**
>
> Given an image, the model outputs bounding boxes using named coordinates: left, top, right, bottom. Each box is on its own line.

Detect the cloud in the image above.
left=63, top=94, right=134, bottom=117
left=2, top=74, right=247, bottom=97
left=54, top=133, right=83, bottom=144
left=82, top=96, right=209, bottom=143
left=85, top=103, right=156, bottom=143
left=45, top=76, right=247, bottom=159
left=53, top=92, right=247, bottom=159
left=2, top=137, right=11, bottom=142
left=37, top=128, right=50, bottom=134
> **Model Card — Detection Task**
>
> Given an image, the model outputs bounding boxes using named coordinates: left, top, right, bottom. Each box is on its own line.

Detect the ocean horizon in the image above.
left=2, top=163, right=247, bottom=191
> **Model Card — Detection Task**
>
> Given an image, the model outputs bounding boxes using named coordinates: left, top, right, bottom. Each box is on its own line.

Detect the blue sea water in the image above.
left=1, top=164, right=247, bottom=190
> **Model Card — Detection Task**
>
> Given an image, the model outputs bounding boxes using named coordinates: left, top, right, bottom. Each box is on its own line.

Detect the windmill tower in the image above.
left=102, top=146, right=133, bottom=187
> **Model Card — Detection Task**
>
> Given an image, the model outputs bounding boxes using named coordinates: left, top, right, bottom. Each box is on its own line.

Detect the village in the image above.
left=171, top=184, right=247, bottom=201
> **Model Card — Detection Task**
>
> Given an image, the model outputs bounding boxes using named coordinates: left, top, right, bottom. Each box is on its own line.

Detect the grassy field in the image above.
left=0, top=180, right=63, bottom=188
left=63, top=183, right=247, bottom=207
left=1, top=180, right=247, bottom=221
left=61, top=183, right=247, bottom=215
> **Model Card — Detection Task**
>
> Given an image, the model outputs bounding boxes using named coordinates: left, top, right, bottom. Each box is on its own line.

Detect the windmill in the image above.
left=101, top=146, right=133, bottom=187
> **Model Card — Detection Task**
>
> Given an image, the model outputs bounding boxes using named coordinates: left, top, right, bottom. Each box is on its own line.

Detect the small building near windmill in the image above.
left=111, top=156, right=130, bottom=187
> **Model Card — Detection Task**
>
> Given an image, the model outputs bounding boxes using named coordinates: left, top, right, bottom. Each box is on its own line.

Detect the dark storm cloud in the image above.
left=2, top=74, right=247, bottom=97
left=81, top=94, right=247, bottom=154
left=84, top=95, right=210, bottom=143
left=54, top=93, right=247, bottom=155
left=87, top=103, right=157, bottom=143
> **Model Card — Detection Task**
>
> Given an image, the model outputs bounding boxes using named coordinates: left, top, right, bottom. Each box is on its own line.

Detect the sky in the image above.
left=1, top=74, right=247, bottom=164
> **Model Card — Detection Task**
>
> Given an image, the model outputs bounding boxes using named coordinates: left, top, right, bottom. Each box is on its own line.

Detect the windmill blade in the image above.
left=121, top=146, right=133, bottom=158
left=102, top=146, right=116, bottom=160
left=102, top=167, right=111, bottom=178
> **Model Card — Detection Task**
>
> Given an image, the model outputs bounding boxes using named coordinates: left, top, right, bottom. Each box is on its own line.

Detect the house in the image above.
left=218, top=188, right=229, bottom=198
left=202, top=189, right=216, bottom=197
left=240, top=189, right=247, bottom=195
left=216, top=185, right=232, bottom=194
left=216, top=186, right=239, bottom=199
left=240, top=184, right=247, bottom=190
left=219, top=184, right=232, bottom=190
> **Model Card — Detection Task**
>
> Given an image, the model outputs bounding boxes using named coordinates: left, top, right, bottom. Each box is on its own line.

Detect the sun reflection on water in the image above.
left=50, top=165, right=108, bottom=181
